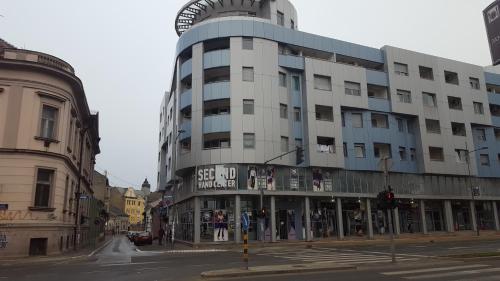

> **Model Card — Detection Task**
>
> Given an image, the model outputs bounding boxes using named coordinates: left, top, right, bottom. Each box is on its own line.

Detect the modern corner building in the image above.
left=158, top=0, right=500, bottom=244
left=0, top=39, right=101, bottom=256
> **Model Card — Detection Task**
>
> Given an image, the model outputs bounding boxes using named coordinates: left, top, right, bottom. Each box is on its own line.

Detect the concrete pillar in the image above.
left=393, top=207, right=401, bottom=236
left=193, top=197, right=200, bottom=244
left=305, top=197, right=312, bottom=241
left=366, top=198, right=374, bottom=239
left=419, top=200, right=428, bottom=235
left=336, top=198, right=344, bottom=240
left=235, top=195, right=241, bottom=243
left=270, top=196, right=276, bottom=243
left=492, top=201, right=500, bottom=231
left=444, top=200, right=454, bottom=233
left=470, top=201, right=478, bottom=232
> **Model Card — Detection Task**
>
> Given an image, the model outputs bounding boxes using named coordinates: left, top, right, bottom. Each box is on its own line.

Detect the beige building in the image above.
left=109, top=186, right=146, bottom=228
left=0, top=39, right=100, bottom=256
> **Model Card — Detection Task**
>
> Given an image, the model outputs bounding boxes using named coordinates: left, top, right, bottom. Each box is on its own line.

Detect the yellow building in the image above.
left=123, top=188, right=145, bottom=225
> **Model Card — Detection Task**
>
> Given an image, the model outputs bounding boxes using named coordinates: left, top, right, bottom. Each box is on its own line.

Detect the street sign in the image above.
left=241, top=212, right=250, bottom=231
left=0, top=204, right=8, bottom=210
left=80, top=195, right=88, bottom=200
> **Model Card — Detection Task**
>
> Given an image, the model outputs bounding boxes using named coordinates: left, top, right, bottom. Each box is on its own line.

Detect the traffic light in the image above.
left=296, top=146, right=305, bottom=165
left=377, top=190, right=398, bottom=210
left=258, top=208, right=267, bottom=219
left=377, top=191, right=387, bottom=210
left=386, top=191, right=397, bottom=209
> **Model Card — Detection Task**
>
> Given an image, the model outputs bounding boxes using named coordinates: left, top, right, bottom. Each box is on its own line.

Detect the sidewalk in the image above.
left=0, top=235, right=113, bottom=266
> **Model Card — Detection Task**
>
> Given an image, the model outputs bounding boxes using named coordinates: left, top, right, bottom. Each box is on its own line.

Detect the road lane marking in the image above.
left=382, top=264, right=489, bottom=276
left=448, top=247, right=471, bottom=250
left=454, top=275, right=500, bottom=281
left=406, top=267, right=500, bottom=280
left=99, top=261, right=163, bottom=267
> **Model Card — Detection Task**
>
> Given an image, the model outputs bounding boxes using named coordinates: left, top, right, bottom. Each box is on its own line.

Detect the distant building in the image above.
left=0, top=38, right=100, bottom=256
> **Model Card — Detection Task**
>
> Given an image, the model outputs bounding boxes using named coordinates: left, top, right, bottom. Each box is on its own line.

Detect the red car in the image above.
left=133, top=232, right=152, bottom=246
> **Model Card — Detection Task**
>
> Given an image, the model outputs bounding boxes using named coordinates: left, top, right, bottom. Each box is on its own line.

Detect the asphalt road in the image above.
left=1, top=236, right=500, bottom=281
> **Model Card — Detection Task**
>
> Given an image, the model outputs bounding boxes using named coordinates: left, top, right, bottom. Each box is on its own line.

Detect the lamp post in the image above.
left=74, top=123, right=90, bottom=251
left=171, top=129, right=185, bottom=248
left=465, top=143, right=488, bottom=237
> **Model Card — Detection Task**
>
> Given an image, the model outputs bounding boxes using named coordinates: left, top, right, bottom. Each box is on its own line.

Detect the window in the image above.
left=292, top=76, right=300, bottom=91
left=374, top=143, right=391, bottom=158
left=315, top=105, right=334, bottom=122
left=280, top=103, right=288, bottom=119
left=242, top=67, right=254, bottom=82
left=407, top=119, right=415, bottom=134
left=277, top=11, right=284, bottom=26
left=429, top=147, right=444, bottom=161
left=490, top=104, right=500, bottom=116
left=495, top=129, right=500, bottom=141
left=67, top=119, right=74, bottom=150
left=480, top=154, right=490, bottom=166
left=419, top=66, right=434, bottom=80
left=444, top=71, right=459, bottom=85
left=281, top=136, right=289, bottom=152
left=394, top=62, right=409, bottom=76
left=295, top=138, right=303, bottom=148
left=343, top=143, right=348, bottom=157
left=181, top=140, right=191, bottom=151
left=293, top=107, right=301, bottom=121
left=476, top=128, right=487, bottom=142
left=290, top=19, right=295, bottom=29
left=354, top=143, right=366, bottom=158
left=399, top=146, right=407, bottom=161
left=317, top=137, right=335, bottom=153
left=314, top=75, right=332, bottom=91
left=425, top=119, right=441, bottom=134
left=40, top=105, right=58, bottom=139
left=447, top=96, right=463, bottom=110
left=34, top=169, right=54, bottom=207
left=352, top=113, right=363, bottom=128
left=203, top=135, right=231, bottom=149
left=422, top=92, right=437, bottom=107
left=243, top=133, right=255, bottom=149
left=279, top=72, right=287, bottom=87
left=243, top=99, right=254, bottom=115
left=410, top=148, right=416, bottom=161
left=397, top=118, right=405, bottom=132
left=341, top=112, right=345, bottom=127
left=397, top=89, right=412, bottom=103
left=242, top=37, right=253, bottom=50
left=345, top=81, right=361, bottom=96
left=455, top=149, right=468, bottom=163
left=371, top=113, right=389, bottom=128
left=451, top=122, right=466, bottom=136
left=470, top=77, right=480, bottom=90
left=474, top=102, right=484, bottom=115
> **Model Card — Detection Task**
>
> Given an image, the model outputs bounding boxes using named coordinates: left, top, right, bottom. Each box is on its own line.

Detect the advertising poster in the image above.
left=266, top=166, right=276, bottom=191
left=197, top=165, right=237, bottom=190
left=324, top=170, right=333, bottom=192
left=213, top=210, right=228, bottom=242
left=247, top=166, right=258, bottom=190
left=257, top=167, right=267, bottom=190
left=312, top=168, right=324, bottom=192
left=290, top=168, right=299, bottom=190
left=484, top=0, right=500, bottom=65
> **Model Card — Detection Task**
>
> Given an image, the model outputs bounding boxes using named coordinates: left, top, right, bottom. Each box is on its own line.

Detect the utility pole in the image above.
left=382, top=156, right=396, bottom=263
left=465, top=143, right=488, bottom=237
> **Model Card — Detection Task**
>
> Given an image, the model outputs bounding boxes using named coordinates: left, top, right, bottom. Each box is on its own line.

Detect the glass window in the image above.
left=419, top=66, right=434, bottom=80
left=470, top=77, right=480, bottom=90
left=243, top=99, right=254, bottom=115
left=480, top=154, right=490, bottom=166
left=476, top=128, right=487, bottom=142
left=40, top=105, right=58, bottom=139
left=277, top=11, right=284, bottom=26
left=354, top=143, right=366, bottom=158
left=317, top=137, right=335, bottom=153
left=314, top=75, right=332, bottom=91
left=279, top=72, right=287, bottom=87
left=455, top=149, right=468, bottom=163
left=281, top=136, right=289, bottom=152
left=474, top=102, right=484, bottom=115
left=315, top=105, right=334, bottom=122
left=290, top=19, right=295, bottom=29
left=410, top=148, right=416, bottom=161
left=444, top=71, right=459, bottom=85
left=35, top=169, right=54, bottom=207
left=371, top=113, right=389, bottom=128
left=425, top=119, right=441, bottom=134
left=280, top=104, right=288, bottom=119
left=448, top=96, right=463, bottom=110
left=422, top=92, right=437, bottom=107
left=374, top=143, right=391, bottom=158
left=345, top=81, right=361, bottom=96
left=292, top=76, right=300, bottom=91
left=397, top=89, right=412, bottom=103
left=343, top=143, right=348, bottom=157
left=394, top=62, right=409, bottom=76
left=451, top=122, right=466, bottom=136
left=352, top=113, right=363, bottom=128
left=295, top=138, right=303, bottom=148
left=242, top=67, right=254, bottom=82
left=429, top=147, right=444, bottom=161
left=397, top=118, right=405, bottom=132
left=293, top=107, right=301, bottom=122
left=399, top=146, right=407, bottom=161
left=243, top=133, right=255, bottom=149
left=242, top=37, right=253, bottom=50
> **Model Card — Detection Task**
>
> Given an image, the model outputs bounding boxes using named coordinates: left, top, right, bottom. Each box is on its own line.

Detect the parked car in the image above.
left=127, top=231, right=140, bottom=242
left=133, top=232, right=152, bottom=246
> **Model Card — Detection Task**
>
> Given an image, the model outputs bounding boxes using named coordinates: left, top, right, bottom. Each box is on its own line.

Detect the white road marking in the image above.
left=454, top=275, right=500, bottom=281
left=382, top=264, right=489, bottom=276
left=99, top=261, right=162, bottom=267
left=448, top=246, right=471, bottom=250
left=405, top=267, right=500, bottom=280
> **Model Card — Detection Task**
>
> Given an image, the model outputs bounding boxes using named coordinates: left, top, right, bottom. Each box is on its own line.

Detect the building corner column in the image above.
left=444, top=200, right=454, bottom=233
left=304, top=197, right=311, bottom=241
left=193, top=197, right=200, bottom=244
left=492, top=201, right=500, bottom=231
left=336, top=198, right=344, bottom=240
left=393, top=207, right=401, bottom=236
left=366, top=198, right=374, bottom=240
left=235, top=195, right=241, bottom=243
left=270, top=196, right=276, bottom=243
left=470, top=200, right=478, bottom=233
left=419, top=200, right=428, bottom=235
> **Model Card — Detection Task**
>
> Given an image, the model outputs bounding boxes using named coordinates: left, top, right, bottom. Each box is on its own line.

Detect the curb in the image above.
left=201, top=263, right=356, bottom=278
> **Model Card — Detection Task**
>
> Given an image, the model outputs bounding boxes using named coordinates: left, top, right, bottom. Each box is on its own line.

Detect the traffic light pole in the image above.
left=382, top=157, right=396, bottom=263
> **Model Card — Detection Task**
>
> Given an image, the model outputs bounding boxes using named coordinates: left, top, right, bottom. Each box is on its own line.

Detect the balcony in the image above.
left=203, top=114, right=231, bottom=134
left=488, top=92, right=500, bottom=106
left=278, top=54, right=305, bottom=70
left=203, top=49, right=230, bottom=69
left=179, top=121, right=192, bottom=141
left=366, top=69, right=389, bottom=87
left=368, top=98, right=391, bottom=112
left=180, top=58, right=192, bottom=80
left=204, top=81, right=230, bottom=101
left=180, top=89, right=192, bottom=110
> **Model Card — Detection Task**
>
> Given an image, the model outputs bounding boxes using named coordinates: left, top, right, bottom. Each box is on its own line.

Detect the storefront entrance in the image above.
left=425, top=201, right=445, bottom=232
left=452, top=201, right=472, bottom=231
left=399, top=200, right=421, bottom=234
left=276, top=198, right=302, bottom=241
left=310, top=199, right=337, bottom=239
left=476, top=201, right=496, bottom=230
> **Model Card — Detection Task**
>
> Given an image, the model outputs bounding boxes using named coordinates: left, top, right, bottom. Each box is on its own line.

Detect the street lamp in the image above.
left=465, top=143, right=488, bottom=237
left=170, top=129, right=185, bottom=248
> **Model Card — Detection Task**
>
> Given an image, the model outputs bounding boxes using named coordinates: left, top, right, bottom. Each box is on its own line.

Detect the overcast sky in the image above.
left=0, top=0, right=495, bottom=190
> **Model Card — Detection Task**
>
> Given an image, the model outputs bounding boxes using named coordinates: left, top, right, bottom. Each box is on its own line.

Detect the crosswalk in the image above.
left=381, top=264, right=500, bottom=280
left=256, top=247, right=423, bottom=265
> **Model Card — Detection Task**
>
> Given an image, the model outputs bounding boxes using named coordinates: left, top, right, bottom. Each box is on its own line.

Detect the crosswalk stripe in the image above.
left=405, top=267, right=500, bottom=280
left=382, top=264, right=489, bottom=276
left=454, top=275, right=500, bottom=281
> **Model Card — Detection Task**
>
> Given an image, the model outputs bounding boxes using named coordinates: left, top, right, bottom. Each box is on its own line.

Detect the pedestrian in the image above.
left=158, top=227, right=165, bottom=245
